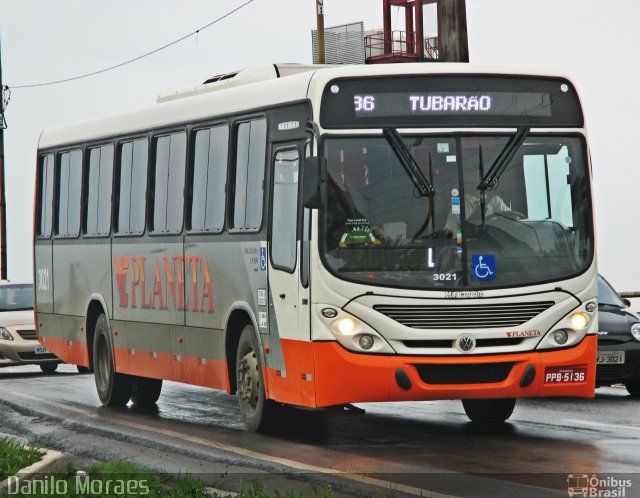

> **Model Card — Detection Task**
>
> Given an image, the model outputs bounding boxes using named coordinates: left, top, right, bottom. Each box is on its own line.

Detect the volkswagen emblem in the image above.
left=457, top=335, right=476, bottom=352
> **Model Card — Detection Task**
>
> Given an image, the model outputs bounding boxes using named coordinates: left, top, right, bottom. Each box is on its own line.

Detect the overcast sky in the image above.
left=1, top=0, right=638, bottom=293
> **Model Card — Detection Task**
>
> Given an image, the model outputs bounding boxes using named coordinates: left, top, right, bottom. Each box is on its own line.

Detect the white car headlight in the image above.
left=631, top=323, right=640, bottom=342
left=0, top=327, right=13, bottom=341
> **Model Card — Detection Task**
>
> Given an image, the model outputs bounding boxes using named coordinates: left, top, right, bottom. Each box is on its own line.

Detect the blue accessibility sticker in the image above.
left=260, top=247, right=267, bottom=272
left=471, top=254, right=496, bottom=281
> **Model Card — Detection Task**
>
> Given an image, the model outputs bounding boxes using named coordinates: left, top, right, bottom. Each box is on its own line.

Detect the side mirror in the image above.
left=303, top=156, right=324, bottom=208
left=623, top=298, right=631, bottom=308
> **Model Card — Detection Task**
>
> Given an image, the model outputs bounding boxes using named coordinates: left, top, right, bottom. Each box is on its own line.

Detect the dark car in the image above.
left=596, top=274, right=640, bottom=396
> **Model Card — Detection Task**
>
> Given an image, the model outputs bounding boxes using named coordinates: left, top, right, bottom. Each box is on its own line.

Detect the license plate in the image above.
left=544, top=366, right=587, bottom=384
left=34, top=345, right=49, bottom=355
left=597, top=351, right=625, bottom=364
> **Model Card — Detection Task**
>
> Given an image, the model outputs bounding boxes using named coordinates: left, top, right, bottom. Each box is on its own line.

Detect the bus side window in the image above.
left=37, top=154, right=54, bottom=238
left=55, top=149, right=82, bottom=237
left=231, top=118, right=266, bottom=231
left=115, top=138, right=148, bottom=235
left=190, top=125, right=229, bottom=232
left=85, top=144, right=114, bottom=237
left=301, top=142, right=312, bottom=287
left=151, top=132, right=186, bottom=234
left=271, top=149, right=300, bottom=272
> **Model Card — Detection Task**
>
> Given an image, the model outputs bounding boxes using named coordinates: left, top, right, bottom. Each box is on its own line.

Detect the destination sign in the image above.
left=353, top=92, right=552, bottom=118
left=321, top=75, right=583, bottom=128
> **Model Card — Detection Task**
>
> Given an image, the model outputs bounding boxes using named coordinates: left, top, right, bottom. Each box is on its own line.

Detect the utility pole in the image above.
left=439, top=0, right=469, bottom=62
left=316, top=0, right=326, bottom=64
left=0, top=38, right=7, bottom=281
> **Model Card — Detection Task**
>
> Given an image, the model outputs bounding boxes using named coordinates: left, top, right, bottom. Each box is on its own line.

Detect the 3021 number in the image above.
left=433, top=273, right=457, bottom=281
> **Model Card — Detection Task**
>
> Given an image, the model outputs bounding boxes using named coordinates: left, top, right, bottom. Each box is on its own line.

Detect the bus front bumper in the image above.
left=272, top=334, right=597, bottom=408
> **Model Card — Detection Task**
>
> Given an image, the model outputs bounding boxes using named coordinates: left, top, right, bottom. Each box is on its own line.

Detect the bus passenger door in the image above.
left=267, top=143, right=313, bottom=406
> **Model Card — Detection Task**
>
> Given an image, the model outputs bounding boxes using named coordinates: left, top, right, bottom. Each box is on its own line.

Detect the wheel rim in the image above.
left=237, top=347, right=260, bottom=413
left=96, top=335, right=110, bottom=390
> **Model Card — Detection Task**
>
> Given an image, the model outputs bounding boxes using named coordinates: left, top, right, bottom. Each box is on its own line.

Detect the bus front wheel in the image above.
left=462, top=398, right=516, bottom=426
left=93, top=314, right=132, bottom=407
left=131, top=378, right=163, bottom=406
left=236, top=325, right=278, bottom=432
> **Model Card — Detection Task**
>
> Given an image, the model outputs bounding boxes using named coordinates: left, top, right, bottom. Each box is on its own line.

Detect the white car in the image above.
left=0, top=282, right=60, bottom=374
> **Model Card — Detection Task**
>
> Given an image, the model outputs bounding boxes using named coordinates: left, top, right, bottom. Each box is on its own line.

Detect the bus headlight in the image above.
left=358, top=334, right=375, bottom=350
left=337, top=318, right=356, bottom=335
left=322, top=309, right=394, bottom=354
left=536, top=304, right=596, bottom=351
left=552, top=329, right=569, bottom=345
left=631, top=323, right=640, bottom=342
left=570, top=312, right=589, bottom=330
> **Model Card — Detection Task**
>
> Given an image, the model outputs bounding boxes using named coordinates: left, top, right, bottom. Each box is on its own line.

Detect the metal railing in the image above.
left=424, top=36, right=439, bottom=60
left=365, top=31, right=418, bottom=60
left=365, top=31, right=440, bottom=62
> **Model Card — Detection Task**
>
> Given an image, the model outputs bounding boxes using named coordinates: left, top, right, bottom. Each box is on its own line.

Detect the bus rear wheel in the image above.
left=462, top=398, right=516, bottom=426
left=131, top=377, right=163, bottom=406
left=236, top=325, right=278, bottom=432
left=93, top=314, right=132, bottom=407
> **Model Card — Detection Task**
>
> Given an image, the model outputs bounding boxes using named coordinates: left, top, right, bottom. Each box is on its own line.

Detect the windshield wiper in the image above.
left=478, top=127, right=530, bottom=191
left=383, top=127, right=434, bottom=197
left=479, top=145, right=487, bottom=228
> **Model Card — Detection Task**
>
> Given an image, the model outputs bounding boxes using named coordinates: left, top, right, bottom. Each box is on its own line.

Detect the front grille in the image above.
left=403, top=338, right=523, bottom=349
left=375, top=301, right=554, bottom=329
left=404, top=340, right=452, bottom=349
left=17, top=329, right=37, bottom=340
left=596, top=364, right=636, bottom=383
left=415, top=362, right=514, bottom=384
left=17, top=352, right=57, bottom=361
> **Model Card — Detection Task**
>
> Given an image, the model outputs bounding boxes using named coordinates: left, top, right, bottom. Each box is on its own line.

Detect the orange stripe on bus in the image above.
left=41, top=334, right=596, bottom=408
left=265, top=339, right=317, bottom=406
left=263, top=336, right=597, bottom=408
left=40, top=337, right=230, bottom=392
left=38, top=336, right=67, bottom=362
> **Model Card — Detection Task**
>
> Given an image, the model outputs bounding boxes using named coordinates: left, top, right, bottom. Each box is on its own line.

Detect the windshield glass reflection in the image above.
left=321, top=135, right=592, bottom=289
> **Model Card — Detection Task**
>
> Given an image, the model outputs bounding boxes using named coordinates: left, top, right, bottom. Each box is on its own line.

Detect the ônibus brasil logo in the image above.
left=567, top=474, right=632, bottom=497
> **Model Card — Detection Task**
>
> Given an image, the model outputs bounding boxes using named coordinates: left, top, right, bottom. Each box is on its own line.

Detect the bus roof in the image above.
left=38, top=63, right=574, bottom=150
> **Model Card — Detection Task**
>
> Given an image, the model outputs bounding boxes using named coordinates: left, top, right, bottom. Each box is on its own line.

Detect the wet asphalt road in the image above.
left=0, top=364, right=639, bottom=497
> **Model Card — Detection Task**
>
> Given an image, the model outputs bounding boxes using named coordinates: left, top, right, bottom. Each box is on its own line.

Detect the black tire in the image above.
left=236, top=325, right=278, bottom=432
left=130, top=377, right=163, bottom=406
left=278, top=407, right=329, bottom=442
left=462, top=398, right=516, bottom=426
left=40, top=363, right=58, bottom=375
left=93, top=314, right=132, bottom=407
left=625, top=380, right=640, bottom=397
left=77, top=365, right=92, bottom=374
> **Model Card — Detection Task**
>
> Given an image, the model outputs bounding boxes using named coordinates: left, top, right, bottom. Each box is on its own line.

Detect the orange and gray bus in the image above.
left=34, top=63, right=597, bottom=430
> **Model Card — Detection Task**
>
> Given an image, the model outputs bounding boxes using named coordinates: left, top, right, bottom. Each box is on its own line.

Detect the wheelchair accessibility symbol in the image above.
left=472, top=254, right=496, bottom=281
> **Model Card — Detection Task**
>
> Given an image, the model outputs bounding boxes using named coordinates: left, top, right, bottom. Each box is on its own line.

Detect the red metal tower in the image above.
left=365, top=0, right=468, bottom=64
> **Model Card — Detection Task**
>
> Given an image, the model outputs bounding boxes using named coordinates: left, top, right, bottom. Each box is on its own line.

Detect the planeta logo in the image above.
left=113, top=255, right=214, bottom=313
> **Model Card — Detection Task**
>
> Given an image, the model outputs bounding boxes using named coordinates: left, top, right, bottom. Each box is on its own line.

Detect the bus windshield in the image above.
left=321, top=134, right=593, bottom=289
